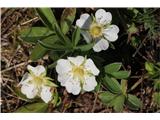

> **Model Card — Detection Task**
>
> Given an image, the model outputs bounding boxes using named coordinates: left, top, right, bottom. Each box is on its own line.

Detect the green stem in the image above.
left=121, top=79, right=127, bottom=95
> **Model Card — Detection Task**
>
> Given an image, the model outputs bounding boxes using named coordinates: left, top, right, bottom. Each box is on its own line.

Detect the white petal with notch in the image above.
left=83, top=76, right=97, bottom=91
left=103, top=25, right=119, bottom=42
left=41, top=86, right=52, bottom=103
left=76, top=13, right=92, bottom=29
left=95, top=9, right=112, bottom=25
left=68, top=56, right=85, bottom=66
left=65, top=79, right=81, bottom=95
left=21, top=83, right=37, bottom=99
left=93, top=38, right=109, bottom=52
left=56, top=59, right=72, bottom=75
left=27, top=65, right=46, bottom=76
left=84, top=58, right=100, bottom=75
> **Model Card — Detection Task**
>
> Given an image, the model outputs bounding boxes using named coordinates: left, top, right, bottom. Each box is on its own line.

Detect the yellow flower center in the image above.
left=89, top=23, right=103, bottom=38
left=32, top=75, right=44, bottom=89
left=72, top=66, right=85, bottom=80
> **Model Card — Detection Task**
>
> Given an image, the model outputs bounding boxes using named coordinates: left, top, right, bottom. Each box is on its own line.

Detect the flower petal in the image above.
left=76, top=13, right=92, bottom=29
left=40, top=86, right=52, bottom=103
left=27, top=65, right=46, bottom=76
left=68, top=56, right=85, bottom=66
left=65, top=79, right=81, bottom=95
left=93, top=38, right=109, bottom=52
left=83, top=76, right=97, bottom=91
left=57, top=73, right=73, bottom=86
left=103, top=25, right=119, bottom=42
left=19, top=72, right=32, bottom=85
left=81, top=30, right=92, bottom=43
left=56, top=59, right=72, bottom=75
left=84, top=58, right=100, bottom=76
left=21, top=83, right=37, bottom=99
left=95, top=9, right=112, bottom=25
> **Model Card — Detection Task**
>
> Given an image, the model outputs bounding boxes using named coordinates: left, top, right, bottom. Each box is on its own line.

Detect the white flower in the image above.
left=19, top=65, right=56, bottom=103
left=56, top=56, right=100, bottom=95
left=76, top=9, right=119, bottom=52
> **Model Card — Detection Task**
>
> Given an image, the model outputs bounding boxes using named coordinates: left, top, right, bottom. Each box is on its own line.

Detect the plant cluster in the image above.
left=14, top=8, right=160, bottom=112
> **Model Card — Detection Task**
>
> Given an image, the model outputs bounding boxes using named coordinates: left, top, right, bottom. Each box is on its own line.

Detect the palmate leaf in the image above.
left=99, top=91, right=117, bottom=104
left=99, top=92, right=125, bottom=112
left=105, top=62, right=122, bottom=74
left=126, top=94, right=142, bottom=110
left=60, top=8, right=76, bottom=34
left=112, top=95, right=125, bottom=112
left=15, top=102, right=48, bottom=113
left=110, top=71, right=131, bottom=79
left=19, top=27, right=54, bottom=43
left=103, top=75, right=122, bottom=94
left=105, top=62, right=130, bottom=79
left=35, top=8, right=57, bottom=30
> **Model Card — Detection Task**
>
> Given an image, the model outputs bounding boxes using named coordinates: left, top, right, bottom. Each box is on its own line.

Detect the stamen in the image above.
left=72, top=66, right=85, bottom=80
left=89, top=23, right=103, bottom=38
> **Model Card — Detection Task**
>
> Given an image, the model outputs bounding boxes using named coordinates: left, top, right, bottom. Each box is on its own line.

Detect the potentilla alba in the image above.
left=19, top=65, right=57, bottom=103
left=76, top=9, right=119, bottom=52
left=56, top=56, right=100, bottom=95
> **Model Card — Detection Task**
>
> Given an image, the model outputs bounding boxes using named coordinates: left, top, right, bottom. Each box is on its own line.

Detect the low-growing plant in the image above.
left=13, top=8, right=159, bottom=113
left=99, top=62, right=142, bottom=112
left=145, top=61, right=160, bottom=107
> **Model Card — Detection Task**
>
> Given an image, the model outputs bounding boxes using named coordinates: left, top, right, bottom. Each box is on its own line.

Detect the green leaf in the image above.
left=19, top=27, right=54, bottom=43
left=35, top=8, right=57, bottom=30
left=30, top=44, right=47, bottom=61
left=99, top=91, right=117, bottom=104
left=145, top=61, right=155, bottom=75
left=60, top=8, right=76, bottom=34
left=99, top=92, right=125, bottom=112
left=38, top=40, right=67, bottom=51
left=157, top=62, right=160, bottom=67
left=111, top=71, right=130, bottom=79
left=153, top=92, right=160, bottom=106
left=127, top=23, right=138, bottom=34
left=54, top=24, right=71, bottom=45
left=130, top=36, right=141, bottom=48
left=48, top=51, right=69, bottom=69
left=105, top=62, right=122, bottom=74
left=30, top=35, right=58, bottom=61
left=44, top=80, right=58, bottom=87
left=112, top=95, right=125, bottom=112
left=72, top=27, right=81, bottom=46
left=48, top=61, right=57, bottom=69
left=150, top=71, right=160, bottom=79
left=94, top=82, right=101, bottom=92
left=76, top=43, right=94, bottom=51
left=154, top=80, right=160, bottom=91
left=103, top=75, right=122, bottom=94
left=48, top=51, right=60, bottom=61
left=109, top=42, right=116, bottom=49
left=126, top=94, right=142, bottom=110
left=15, top=102, right=48, bottom=113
